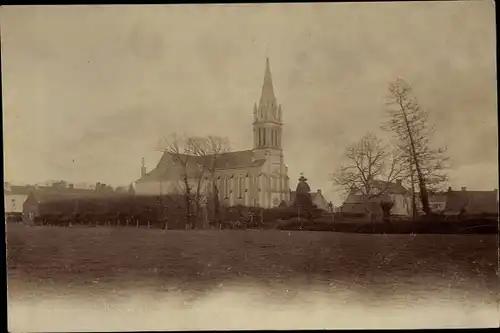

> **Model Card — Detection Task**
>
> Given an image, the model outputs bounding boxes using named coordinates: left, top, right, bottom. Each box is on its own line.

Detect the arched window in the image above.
left=238, top=176, right=243, bottom=198
left=216, top=177, right=222, bottom=197
left=224, top=177, right=229, bottom=198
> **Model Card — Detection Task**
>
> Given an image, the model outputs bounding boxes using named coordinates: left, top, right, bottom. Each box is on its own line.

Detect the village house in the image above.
left=340, top=179, right=412, bottom=217
left=441, top=187, right=498, bottom=216
left=22, top=182, right=121, bottom=224
left=4, top=183, right=35, bottom=221
left=134, top=58, right=291, bottom=208
left=411, top=190, right=448, bottom=215
left=409, top=186, right=498, bottom=216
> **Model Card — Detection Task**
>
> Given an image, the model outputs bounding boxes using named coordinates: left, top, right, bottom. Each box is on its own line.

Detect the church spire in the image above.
left=260, top=57, right=277, bottom=107
left=253, top=57, right=283, bottom=151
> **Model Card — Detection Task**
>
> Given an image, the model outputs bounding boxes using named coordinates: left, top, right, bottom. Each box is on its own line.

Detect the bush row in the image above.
left=276, top=217, right=498, bottom=234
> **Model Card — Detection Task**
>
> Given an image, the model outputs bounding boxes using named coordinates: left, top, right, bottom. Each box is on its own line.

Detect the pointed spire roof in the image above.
left=260, top=57, right=277, bottom=106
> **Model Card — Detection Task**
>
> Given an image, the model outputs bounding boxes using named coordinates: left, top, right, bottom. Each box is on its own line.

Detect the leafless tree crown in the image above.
left=332, top=132, right=404, bottom=200
left=157, top=134, right=231, bottom=228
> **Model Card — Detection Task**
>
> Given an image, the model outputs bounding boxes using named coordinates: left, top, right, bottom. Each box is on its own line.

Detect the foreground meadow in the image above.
left=6, top=224, right=499, bottom=330
left=7, top=224, right=498, bottom=293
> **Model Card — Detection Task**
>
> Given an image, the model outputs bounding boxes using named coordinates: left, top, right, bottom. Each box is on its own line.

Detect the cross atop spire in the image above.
left=260, top=57, right=276, bottom=107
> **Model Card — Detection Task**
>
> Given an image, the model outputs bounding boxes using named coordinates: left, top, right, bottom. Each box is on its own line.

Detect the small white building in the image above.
left=4, top=183, right=34, bottom=216
left=340, top=179, right=412, bottom=217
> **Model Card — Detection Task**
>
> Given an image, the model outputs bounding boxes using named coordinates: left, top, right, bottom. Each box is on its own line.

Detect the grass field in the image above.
left=6, top=224, right=499, bottom=330
left=7, top=224, right=498, bottom=293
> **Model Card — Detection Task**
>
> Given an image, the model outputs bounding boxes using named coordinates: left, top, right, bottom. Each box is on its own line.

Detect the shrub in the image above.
left=334, top=212, right=366, bottom=220
left=275, top=216, right=497, bottom=234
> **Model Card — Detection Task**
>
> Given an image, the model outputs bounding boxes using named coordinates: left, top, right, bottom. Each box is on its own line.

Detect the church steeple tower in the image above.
left=253, top=58, right=283, bottom=151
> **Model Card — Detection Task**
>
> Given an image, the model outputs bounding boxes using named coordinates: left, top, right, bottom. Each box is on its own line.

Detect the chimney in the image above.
left=68, top=183, right=74, bottom=189
left=447, top=186, right=452, bottom=192
left=141, top=157, right=147, bottom=177
left=52, top=181, right=65, bottom=189
left=317, top=189, right=322, bottom=194
left=461, top=187, right=467, bottom=192
left=396, top=179, right=402, bottom=186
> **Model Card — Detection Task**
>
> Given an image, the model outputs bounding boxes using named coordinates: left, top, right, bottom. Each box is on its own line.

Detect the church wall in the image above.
left=212, top=167, right=262, bottom=207
left=135, top=166, right=212, bottom=197
left=135, top=180, right=179, bottom=196
left=136, top=160, right=289, bottom=209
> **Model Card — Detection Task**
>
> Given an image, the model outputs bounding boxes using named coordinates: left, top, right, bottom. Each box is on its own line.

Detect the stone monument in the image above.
left=294, top=173, right=313, bottom=209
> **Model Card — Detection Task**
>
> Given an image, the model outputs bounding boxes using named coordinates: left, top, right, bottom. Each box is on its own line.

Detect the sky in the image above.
left=1, top=2, right=497, bottom=205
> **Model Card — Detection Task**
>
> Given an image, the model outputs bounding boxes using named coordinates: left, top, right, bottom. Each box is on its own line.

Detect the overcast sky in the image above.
left=1, top=2, right=497, bottom=204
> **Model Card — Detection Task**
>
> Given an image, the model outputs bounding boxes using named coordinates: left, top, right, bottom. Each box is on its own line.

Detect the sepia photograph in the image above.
left=2, top=2, right=499, bottom=331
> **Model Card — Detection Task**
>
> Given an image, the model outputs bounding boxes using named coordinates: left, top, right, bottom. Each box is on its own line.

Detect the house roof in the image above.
left=370, top=180, right=408, bottom=194
left=4, top=185, right=36, bottom=195
left=26, top=186, right=122, bottom=204
left=444, top=190, right=498, bottom=215
left=137, top=150, right=266, bottom=182
left=341, top=201, right=381, bottom=214
left=342, top=179, right=408, bottom=204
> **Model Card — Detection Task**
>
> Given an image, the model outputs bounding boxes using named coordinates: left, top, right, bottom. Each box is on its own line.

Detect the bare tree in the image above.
left=333, top=132, right=405, bottom=218
left=157, top=133, right=195, bottom=229
left=383, top=78, right=448, bottom=216
left=158, top=134, right=231, bottom=229
left=185, top=135, right=231, bottom=228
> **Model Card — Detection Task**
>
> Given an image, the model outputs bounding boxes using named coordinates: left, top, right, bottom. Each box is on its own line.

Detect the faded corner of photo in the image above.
left=2, top=1, right=499, bottom=332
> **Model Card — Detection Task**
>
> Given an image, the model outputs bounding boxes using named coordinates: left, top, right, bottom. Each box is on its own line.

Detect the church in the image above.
left=134, top=58, right=290, bottom=208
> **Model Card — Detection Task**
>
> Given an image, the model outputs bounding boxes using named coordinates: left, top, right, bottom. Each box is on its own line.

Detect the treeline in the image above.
left=24, top=195, right=495, bottom=234
left=31, top=195, right=187, bottom=229
left=276, top=214, right=498, bottom=234
left=27, top=196, right=330, bottom=230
